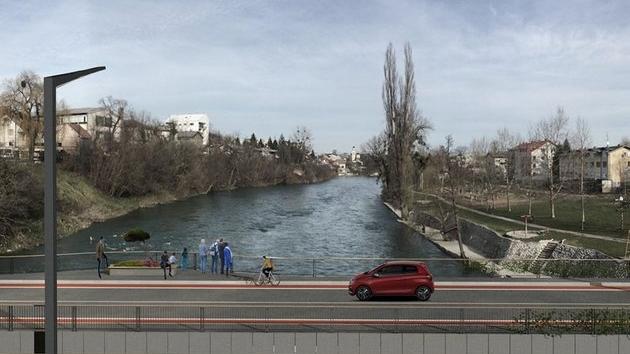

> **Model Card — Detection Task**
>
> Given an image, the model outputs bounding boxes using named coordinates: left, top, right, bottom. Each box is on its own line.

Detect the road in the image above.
left=1, top=279, right=629, bottom=304
left=1, top=279, right=628, bottom=333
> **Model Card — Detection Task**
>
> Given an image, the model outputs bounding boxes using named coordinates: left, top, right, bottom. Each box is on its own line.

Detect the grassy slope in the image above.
left=6, top=171, right=178, bottom=253
left=482, top=195, right=628, bottom=238
left=421, top=195, right=626, bottom=258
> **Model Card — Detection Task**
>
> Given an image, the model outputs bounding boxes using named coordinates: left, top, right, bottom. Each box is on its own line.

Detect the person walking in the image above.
left=223, top=242, right=233, bottom=277
left=210, top=239, right=219, bottom=274
left=160, top=251, right=170, bottom=280
left=95, top=236, right=107, bottom=279
left=198, top=239, right=208, bottom=273
left=218, top=238, right=226, bottom=274
left=168, top=252, right=177, bottom=277
left=180, top=247, right=189, bottom=271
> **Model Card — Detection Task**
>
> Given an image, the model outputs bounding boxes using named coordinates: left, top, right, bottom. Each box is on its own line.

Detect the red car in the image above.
left=348, top=261, right=434, bottom=301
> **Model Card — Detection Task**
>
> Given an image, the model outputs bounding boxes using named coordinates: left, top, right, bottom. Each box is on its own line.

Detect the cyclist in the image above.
left=261, top=255, right=274, bottom=278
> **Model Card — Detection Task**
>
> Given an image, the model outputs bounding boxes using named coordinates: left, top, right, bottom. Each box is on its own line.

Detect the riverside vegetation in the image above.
left=0, top=71, right=335, bottom=253
left=0, top=131, right=335, bottom=254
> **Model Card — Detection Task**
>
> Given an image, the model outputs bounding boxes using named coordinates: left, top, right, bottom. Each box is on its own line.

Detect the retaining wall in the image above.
left=458, top=219, right=514, bottom=259
left=1, top=331, right=628, bottom=354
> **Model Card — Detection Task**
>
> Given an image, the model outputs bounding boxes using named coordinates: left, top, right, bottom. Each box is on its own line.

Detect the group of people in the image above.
left=197, top=238, right=233, bottom=276
left=94, top=236, right=238, bottom=279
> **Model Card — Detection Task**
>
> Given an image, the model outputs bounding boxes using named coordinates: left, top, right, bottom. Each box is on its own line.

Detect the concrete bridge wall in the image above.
left=1, top=330, right=628, bottom=354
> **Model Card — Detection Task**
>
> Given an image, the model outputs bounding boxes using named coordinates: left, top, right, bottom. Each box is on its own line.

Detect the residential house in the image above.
left=559, top=145, right=630, bottom=192
left=0, top=115, right=22, bottom=150
left=255, top=147, right=278, bottom=159
left=57, top=124, right=91, bottom=154
left=511, top=140, right=556, bottom=183
left=176, top=130, right=204, bottom=146
left=0, top=115, right=44, bottom=159
left=57, top=107, right=111, bottom=145
left=168, top=114, right=210, bottom=145
left=485, top=152, right=508, bottom=178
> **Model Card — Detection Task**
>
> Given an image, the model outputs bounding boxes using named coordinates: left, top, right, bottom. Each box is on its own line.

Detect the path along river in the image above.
left=22, top=177, right=479, bottom=277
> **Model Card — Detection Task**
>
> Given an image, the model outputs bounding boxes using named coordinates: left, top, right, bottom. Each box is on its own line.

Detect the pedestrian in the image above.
left=198, top=239, right=208, bottom=273
left=95, top=236, right=107, bottom=279
left=210, top=239, right=219, bottom=274
left=223, top=242, right=233, bottom=277
left=160, top=251, right=170, bottom=279
left=168, top=252, right=177, bottom=277
left=180, top=247, right=189, bottom=271
left=218, top=238, right=226, bottom=274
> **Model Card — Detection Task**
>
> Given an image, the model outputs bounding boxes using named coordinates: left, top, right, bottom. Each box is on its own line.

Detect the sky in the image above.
left=1, top=0, right=629, bottom=153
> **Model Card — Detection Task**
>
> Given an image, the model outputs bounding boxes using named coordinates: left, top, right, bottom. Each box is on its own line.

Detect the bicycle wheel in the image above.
left=270, top=273, right=280, bottom=286
left=254, top=272, right=265, bottom=286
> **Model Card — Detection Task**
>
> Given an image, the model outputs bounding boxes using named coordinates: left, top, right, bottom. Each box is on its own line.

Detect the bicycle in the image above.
left=254, top=267, right=280, bottom=286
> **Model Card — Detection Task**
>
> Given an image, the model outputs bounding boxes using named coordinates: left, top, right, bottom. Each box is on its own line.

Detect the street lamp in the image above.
left=44, top=67, right=105, bottom=354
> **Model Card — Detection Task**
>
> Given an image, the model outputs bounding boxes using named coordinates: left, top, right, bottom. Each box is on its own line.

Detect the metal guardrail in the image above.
left=0, top=303, right=628, bottom=334
left=0, top=251, right=628, bottom=278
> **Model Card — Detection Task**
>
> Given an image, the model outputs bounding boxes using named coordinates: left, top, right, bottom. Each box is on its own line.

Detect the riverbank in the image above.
left=392, top=197, right=629, bottom=278
left=2, top=166, right=336, bottom=255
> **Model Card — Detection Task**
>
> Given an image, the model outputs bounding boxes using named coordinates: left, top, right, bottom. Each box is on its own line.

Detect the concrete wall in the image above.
left=411, top=210, right=443, bottom=231
left=458, top=219, right=513, bottom=259
left=1, top=331, right=629, bottom=354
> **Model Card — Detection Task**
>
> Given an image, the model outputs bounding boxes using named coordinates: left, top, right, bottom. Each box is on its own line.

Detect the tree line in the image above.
left=0, top=71, right=335, bottom=249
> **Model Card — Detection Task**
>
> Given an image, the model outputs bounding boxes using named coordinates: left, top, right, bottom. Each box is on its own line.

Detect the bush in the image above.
left=0, top=160, right=43, bottom=247
left=123, top=228, right=150, bottom=243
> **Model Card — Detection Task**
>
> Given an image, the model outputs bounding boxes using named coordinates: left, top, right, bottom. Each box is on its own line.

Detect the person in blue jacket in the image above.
left=223, top=242, right=233, bottom=277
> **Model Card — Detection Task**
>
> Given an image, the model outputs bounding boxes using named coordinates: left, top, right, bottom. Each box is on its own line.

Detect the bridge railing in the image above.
left=0, top=251, right=628, bottom=278
left=0, top=303, right=628, bottom=334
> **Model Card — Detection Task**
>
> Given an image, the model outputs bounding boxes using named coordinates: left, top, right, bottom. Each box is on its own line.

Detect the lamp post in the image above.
left=44, top=67, right=105, bottom=354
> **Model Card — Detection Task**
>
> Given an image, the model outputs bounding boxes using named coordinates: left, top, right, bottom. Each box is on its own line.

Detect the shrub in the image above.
left=123, top=228, right=150, bottom=243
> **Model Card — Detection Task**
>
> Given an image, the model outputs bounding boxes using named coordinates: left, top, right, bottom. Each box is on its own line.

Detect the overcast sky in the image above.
left=1, top=0, right=629, bottom=152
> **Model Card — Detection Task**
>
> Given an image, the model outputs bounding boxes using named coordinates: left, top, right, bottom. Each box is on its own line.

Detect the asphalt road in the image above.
left=0, top=280, right=628, bottom=306
left=1, top=279, right=628, bottom=333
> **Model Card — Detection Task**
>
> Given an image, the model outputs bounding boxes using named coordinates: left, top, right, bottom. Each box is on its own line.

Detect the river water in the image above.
left=25, top=177, right=478, bottom=277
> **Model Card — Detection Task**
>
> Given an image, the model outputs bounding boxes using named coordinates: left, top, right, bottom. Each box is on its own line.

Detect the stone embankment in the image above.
left=403, top=206, right=628, bottom=278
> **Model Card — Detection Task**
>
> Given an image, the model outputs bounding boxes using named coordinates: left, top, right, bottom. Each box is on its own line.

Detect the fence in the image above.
left=0, top=251, right=628, bottom=278
left=0, top=303, right=628, bottom=335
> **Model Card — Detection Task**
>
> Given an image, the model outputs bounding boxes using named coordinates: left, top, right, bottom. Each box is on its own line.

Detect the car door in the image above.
left=370, top=265, right=404, bottom=295
left=397, top=265, right=421, bottom=295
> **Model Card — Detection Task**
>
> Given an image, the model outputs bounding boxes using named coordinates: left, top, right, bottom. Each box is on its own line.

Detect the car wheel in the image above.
left=356, top=286, right=372, bottom=301
left=415, top=286, right=431, bottom=301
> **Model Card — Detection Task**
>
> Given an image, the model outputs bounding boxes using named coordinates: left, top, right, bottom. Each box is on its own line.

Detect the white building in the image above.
left=351, top=146, right=361, bottom=162
left=559, top=145, right=630, bottom=191
left=58, top=107, right=111, bottom=141
left=0, top=116, right=21, bottom=149
left=169, top=114, right=210, bottom=146
left=511, top=140, right=556, bottom=182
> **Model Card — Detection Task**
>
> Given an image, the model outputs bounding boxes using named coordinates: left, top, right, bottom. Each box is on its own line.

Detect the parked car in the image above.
left=348, top=261, right=434, bottom=301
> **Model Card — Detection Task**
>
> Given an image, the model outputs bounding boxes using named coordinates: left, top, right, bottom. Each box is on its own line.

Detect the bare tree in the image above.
left=444, top=135, right=466, bottom=258
left=530, top=107, right=570, bottom=218
left=571, top=118, right=591, bottom=230
left=99, top=96, right=128, bottom=150
left=493, top=128, right=521, bottom=212
left=381, top=43, right=431, bottom=217
left=0, top=71, right=43, bottom=160
left=291, top=126, right=313, bottom=155
left=363, top=133, right=388, bottom=183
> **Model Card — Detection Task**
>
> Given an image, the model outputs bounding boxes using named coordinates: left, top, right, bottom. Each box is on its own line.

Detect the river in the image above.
left=25, top=177, right=479, bottom=277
